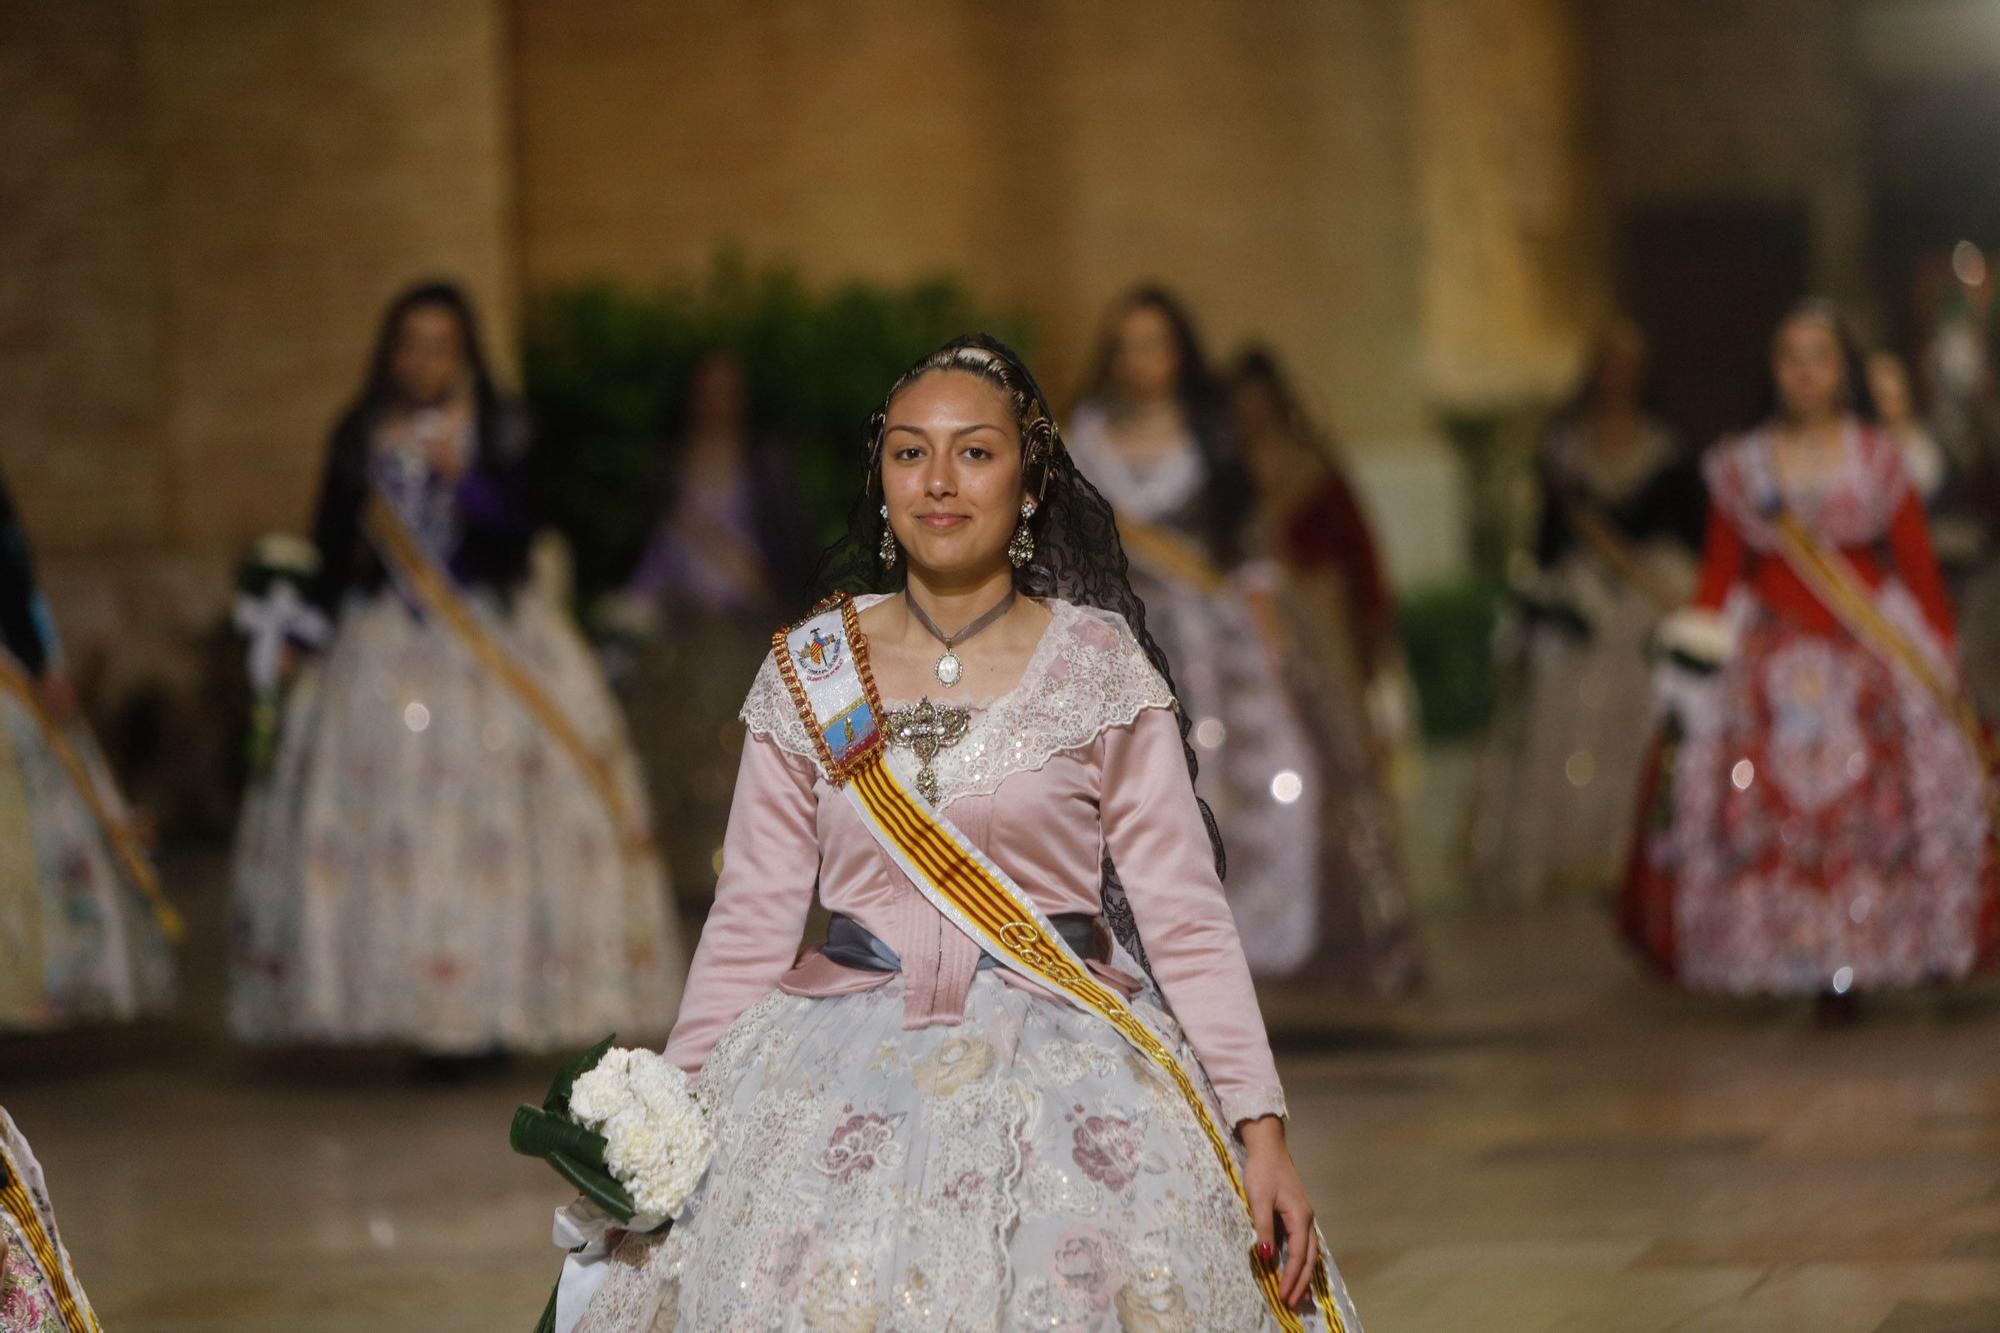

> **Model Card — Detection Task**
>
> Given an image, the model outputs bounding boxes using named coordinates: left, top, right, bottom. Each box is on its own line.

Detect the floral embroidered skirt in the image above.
left=1624, top=589, right=1997, bottom=994
left=1, top=1109, right=99, bottom=1333
left=0, top=689, right=173, bottom=1031
left=580, top=972, right=1360, bottom=1332
left=230, top=589, right=684, bottom=1051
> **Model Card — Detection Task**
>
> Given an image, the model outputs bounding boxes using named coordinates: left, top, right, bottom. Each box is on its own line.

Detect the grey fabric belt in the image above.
left=821, top=912, right=1101, bottom=974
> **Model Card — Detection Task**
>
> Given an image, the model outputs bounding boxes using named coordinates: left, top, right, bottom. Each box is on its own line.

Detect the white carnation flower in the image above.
left=568, top=1047, right=714, bottom=1220
left=252, top=532, right=322, bottom=576
left=1655, top=609, right=1735, bottom=667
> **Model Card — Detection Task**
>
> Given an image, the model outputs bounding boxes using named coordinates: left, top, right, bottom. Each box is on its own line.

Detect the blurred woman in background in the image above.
left=1624, top=300, right=1996, bottom=1009
left=1474, top=318, right=1706, bottom=906
left=0, top=465, right=175, bottom=1031
left=604, top=351, right=816, bottom=911
left=1066, top=290, right=1329, bottom=982
left=1887, top=335, right=2000, bottom=723
left=231, top=281, right=682, bottom=1054
left=1230, top=347, right=1423, bottom=995
left=1869, top=350, right=1950, bottom=514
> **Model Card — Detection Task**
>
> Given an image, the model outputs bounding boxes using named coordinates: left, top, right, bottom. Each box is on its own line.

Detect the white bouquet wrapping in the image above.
left=1651, top=607, right=1736, bottom=730
left=232, top=530, right=332, bottom=777
left=511, top=1039, right=716, bottom=1333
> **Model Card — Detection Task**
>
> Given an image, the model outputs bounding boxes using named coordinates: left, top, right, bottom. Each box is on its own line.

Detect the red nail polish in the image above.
left=1257, top=1242, right=1274, bottom=1262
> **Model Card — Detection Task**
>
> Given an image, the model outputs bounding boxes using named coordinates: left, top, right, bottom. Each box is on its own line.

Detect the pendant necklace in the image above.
left=884, top=697, right=972, bottom=804
left=905, top=588, right=1015, bottom=688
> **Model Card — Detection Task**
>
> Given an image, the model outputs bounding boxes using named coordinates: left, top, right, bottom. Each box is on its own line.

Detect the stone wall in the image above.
left=511, top=1, right=1444, bottom=433
left=509, top=0, right=1621, bottom=582
left=1413, top=0, right=1606, bottom=408
left=1577, top=0, right=1873, bottom=318
left=0, top=0, right=517, bottom=709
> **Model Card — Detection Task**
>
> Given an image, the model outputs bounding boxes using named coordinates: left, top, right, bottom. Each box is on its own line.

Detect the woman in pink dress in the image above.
left=1624, top=300, right=1997, bottom=1008
left=578, top=337, right=1360, bottom=1330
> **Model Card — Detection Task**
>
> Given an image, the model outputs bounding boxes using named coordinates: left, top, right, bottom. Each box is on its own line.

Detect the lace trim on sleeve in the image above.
left=1219, top=1084, right=1291, bottom=1128
left=737, top=648, right=818, bottom=761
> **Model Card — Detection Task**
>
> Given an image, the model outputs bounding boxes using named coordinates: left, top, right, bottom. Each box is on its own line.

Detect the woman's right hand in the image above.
left=1240, top=1114, right=1321, bottom=1309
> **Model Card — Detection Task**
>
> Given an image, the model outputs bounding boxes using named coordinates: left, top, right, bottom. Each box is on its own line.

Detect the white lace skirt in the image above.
left=0, top=691, right=174, bottom=1030
left=230, top=588, right=683, bottom=1051
left=580, top=972, right=1360, bottom=1332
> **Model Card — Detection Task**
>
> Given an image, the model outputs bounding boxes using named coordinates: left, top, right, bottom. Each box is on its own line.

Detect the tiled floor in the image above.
left=6, top=862, right=2000, bottom=1331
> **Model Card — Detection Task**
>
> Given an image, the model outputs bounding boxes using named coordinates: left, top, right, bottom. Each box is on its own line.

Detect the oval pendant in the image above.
left=935, top=651, right=963, bottom=686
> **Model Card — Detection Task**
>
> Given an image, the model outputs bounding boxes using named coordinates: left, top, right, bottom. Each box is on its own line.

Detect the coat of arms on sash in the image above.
left=797, top=626, right=844, bottom=680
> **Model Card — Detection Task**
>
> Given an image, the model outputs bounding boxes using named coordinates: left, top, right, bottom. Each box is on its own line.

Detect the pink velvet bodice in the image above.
left=660, top=598, right=1288, bottom=1127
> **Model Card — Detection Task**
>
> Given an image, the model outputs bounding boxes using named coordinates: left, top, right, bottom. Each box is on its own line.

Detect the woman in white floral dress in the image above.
left=231, top=283, right=682, bottom=1053
left=0, top=465, right=174, bottom=1032
left=577, top=337, right=1360, bottom=1331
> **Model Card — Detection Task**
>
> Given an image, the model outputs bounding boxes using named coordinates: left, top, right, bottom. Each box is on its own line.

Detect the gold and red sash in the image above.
left=773, top=592, right=1346, bottom=1332
left=0, top=652, right=182, bottom=942
left=1769, top=510, right=1999, bottom=818
left=362, top=494, right=648, bottom=852
left=0, top=1131, right=101, bottom=1333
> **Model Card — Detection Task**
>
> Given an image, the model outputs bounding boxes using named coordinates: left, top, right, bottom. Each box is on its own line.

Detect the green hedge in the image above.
left=1398, top=576, right=1500, bottom=743
left=520, top=252, right=1033, bottom=599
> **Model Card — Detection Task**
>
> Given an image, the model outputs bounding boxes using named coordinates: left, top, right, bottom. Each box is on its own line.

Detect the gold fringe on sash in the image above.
left=0, top=1138, right=101, bottom=1333
left=1772, top=511, right=2000, bottom=821
left=362, top=495, right=648, bottom=853
left=0, top=652, right=182, bottom=942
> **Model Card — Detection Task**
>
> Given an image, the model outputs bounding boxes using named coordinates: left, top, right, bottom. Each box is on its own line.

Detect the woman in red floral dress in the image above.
left=1623, top=300, right=1998, bottom=1006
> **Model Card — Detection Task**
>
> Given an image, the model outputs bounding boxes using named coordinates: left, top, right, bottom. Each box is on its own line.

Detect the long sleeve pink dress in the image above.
left=581, top=595, right=1357, bottom=1332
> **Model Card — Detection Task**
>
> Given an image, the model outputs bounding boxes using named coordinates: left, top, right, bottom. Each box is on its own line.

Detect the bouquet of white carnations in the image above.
left=510, top=1036, right=714, bottom=1333
left=1652, top=608, right=1735, bottom=675
left=232, top=532, right=329, bottom=776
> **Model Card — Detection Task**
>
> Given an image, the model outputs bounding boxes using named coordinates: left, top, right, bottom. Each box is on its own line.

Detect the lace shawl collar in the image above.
left=1703, top=421, right=1909, bottom=551
left=739, top=596, right=1175, bottom=805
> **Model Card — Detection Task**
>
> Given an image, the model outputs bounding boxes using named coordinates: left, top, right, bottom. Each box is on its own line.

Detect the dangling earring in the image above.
left=878, top=503, right=898, bottom=568
left=1007, top=498, right=1037, bottom=568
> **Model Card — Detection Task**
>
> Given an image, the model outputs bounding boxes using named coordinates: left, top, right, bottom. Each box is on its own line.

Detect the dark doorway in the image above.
left=1867, top=72, right=2000, bottom=359
left=1616, top=203, right=1812, bottom=451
